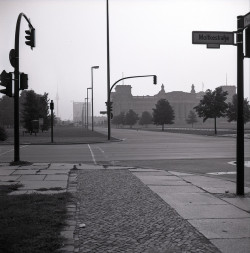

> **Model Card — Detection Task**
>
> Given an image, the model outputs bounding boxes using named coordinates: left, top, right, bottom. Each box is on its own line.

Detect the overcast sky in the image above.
left=0, top=0, right=249, bottom=120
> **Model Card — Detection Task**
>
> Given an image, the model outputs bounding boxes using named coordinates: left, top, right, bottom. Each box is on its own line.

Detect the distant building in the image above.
left=111, top=84, right=236, bottom=124
left=73, top=102, right=90, bottom=124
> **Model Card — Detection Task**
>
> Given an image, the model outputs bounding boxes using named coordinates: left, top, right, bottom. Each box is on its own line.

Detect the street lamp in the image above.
left=86, top=87, right=92, bottom=130
left=91, top=66, right=99, bottom=131
left=85, top=98, right=88, bottom=128
left=107, top=75, right=157, bottom=140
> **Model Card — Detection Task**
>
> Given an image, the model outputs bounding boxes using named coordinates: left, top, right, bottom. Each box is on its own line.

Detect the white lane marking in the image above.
left=228, top=161, right=250, bottom=167
left=207, top=172, right=236, bottom=175
left=88, top=144, right=97, bottom=165
left=0, top=145, right=29, bottom=157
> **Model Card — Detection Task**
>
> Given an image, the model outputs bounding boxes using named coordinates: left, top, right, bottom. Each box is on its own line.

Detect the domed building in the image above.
left=110, top=84, right=236, bottom=124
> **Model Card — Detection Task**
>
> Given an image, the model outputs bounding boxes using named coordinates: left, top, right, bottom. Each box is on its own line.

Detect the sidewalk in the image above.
left=0, top=163, right=249, bottom=252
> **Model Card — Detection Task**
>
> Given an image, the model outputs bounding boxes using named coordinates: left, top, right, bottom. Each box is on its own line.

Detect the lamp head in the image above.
left=92, top=66, right=99, bottom=69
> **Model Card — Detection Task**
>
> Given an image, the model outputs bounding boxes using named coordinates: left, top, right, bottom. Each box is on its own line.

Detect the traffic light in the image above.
left=25, top=27, right=35, bottom=49
left=20, top=73, right=28, bottom=90
left=153, top=75, right=157, bottom=85
left=0, top=70, right=12, bottom=97
left=245, top=27, right=250, bottom=58
left=109, top=102, right=113, bottom=112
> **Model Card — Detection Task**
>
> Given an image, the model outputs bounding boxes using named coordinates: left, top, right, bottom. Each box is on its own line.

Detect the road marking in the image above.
left=88, top=144, right=97, bottom=165
left=0, top=145, right=28, bottom=157
left=228, top=161, right=250, bottom=167
left=207, top=171, right=236, bottom=175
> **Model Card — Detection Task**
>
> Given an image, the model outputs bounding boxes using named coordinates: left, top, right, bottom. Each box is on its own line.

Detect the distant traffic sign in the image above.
left=192, top=31, right=234, bottom=45
left=244, top=12, right=250, bottom=28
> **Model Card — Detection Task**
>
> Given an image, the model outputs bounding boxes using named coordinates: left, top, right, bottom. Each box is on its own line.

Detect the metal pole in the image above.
left=107, top=0, right=111, bottom=140
left=91, top=68, right=94, bottom=131
left=87, top=92, right=89, bottom=130
left=14, top=14, right=22, bottom=162
left=236, top=15, right=245, bottom=195
left=50, top=100, right=54, bottom=143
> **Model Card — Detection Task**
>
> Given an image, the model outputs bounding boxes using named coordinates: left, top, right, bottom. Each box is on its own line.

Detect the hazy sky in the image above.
left=0, top=0, right=249, bottom=120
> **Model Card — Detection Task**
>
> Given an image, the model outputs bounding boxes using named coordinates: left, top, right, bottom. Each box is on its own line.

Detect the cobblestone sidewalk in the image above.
left=73, top=169, right=221, bottom=253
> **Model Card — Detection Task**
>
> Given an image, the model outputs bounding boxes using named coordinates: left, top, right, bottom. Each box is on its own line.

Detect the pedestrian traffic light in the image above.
left=25, top=27, right=35, bottom=49
left=245, top=27, right=250, bottom=58
left=0, top=70, right=12, bottom=97
left=20, top=73, right=28, bottom=90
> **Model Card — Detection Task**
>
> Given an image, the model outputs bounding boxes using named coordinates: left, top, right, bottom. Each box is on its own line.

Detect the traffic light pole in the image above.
left=107, top=75, right=157, bottom=140
left=236, top=16, right=244, bottom=195
left=13, top=13, right=34, bottom=162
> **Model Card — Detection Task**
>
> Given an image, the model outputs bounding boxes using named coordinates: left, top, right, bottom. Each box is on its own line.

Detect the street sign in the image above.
left=244, top=12, right=250, bottom=28
left=192, top=31, right=235, bottom=45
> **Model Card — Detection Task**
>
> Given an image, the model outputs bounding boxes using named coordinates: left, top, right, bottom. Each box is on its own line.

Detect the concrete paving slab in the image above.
left=0, top=169, right=16, bottom=176
left=129, top=168, right=164, bottom=172
left=49, top=164, right=75, bottom=170
left=211, top=238, right=250, bottom=253
left=222, top=198, right=250, bottom=212
left=0, top=175, right=21, bottom=181
left=45, top=174, right=68, bottom=181
left=168, top=171, right=195, bottom=176
left=0, top=181, right=19, bottom=186
left=135, top=175, right=185, bottom=185
left=148, top=185, right=205, bottom=194
left=176, top=204, right=250, bottom=219
left=132, top=171, right=172, bottom=176
left=202, top=186, right=239, bottom=194
left=157, top=192, right=227, bottom=206
left=19, top=175, right=46, bottom=181
left=12, top=169, right=38, bottom=175
left=37, top=169, right=69, bottom=175
left=76, top=164, right=107, bottom=170
left=19, top=180, right=67, bottom=190
left=189, top=218, right=250, bottom=239
left=32, top=163, right=50, bottom=166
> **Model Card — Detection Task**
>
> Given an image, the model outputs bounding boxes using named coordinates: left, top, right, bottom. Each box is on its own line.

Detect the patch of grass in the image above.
left=36, top=187, right=64, bottom=191
left=9, top=160, right=33, bottom=166
left=0, top=185, right=71, bottom=253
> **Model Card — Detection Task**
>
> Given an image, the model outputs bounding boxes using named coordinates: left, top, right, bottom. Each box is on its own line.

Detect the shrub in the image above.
left=0, top=126, right=8, bottom=141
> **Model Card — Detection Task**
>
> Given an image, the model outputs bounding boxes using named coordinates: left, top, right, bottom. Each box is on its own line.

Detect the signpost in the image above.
left=192, top=31, right=235, bottom=46
left=192, top=13, right=250, bottom=196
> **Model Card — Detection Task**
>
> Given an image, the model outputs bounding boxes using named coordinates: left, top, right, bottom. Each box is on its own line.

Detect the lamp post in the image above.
left=91, top=66, right=99, bottom=131
left=87, top=88, right=92, bottom=130
left=85, top=98, right=88, bottom=128
left=107, top=75, right=157, bottom=140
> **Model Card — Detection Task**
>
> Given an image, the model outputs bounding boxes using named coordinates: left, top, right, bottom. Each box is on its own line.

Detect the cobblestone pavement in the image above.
left=74, top=169, right=221, bottom=253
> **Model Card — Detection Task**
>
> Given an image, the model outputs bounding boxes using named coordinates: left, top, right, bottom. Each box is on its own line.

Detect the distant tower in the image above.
left=191, top=84, right=196, bottom=94
left=55, top=86, right=59, bottom=117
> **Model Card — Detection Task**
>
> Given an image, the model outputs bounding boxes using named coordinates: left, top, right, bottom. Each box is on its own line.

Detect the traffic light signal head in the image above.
left=245, top=27, right=250, bottom=58
left=25, top=27, right=35, bottom=49
left=20, top=73, right=28, bottom=90
left=0, top=70, right=12, bottom=97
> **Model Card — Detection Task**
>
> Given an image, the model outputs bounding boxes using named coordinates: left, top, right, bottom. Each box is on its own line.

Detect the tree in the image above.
left=194, top=87, right=228, bottom=135
left=227, top=94, right=250, bottom=124
left=112, top=112, right=125, bottom=127
left=125, top=109, right=139, bottom=128
left=0, top=95, right=14, bottom=127
left=186, top=110, right=198, bottom=128
left=0, top=126, right=7, bottom=141
left=139, top=111, right=152, bottom=127
left=21, top=90, right=50, bottom=133
left=152, top=99, right=175, bottom=131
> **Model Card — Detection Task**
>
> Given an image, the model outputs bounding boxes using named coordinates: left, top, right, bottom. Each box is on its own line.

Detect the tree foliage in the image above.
left=21, top=90, right=50, bottom=133
left=0, top=126, right=8, bottom=141
left=194, top=87, right=228, bottom=134
left=152, top=99, right=175, bottom=131
left=112, top=112, right=125, bottom=127
left=186, top=110, right=198, bottom=128
left=125, top=109, right=139, bottom=128
left=0, top=95, right=14, bottom=127
left=226, top=94, right=250, bottom=124
left=139, top=111, right=152, bottom=127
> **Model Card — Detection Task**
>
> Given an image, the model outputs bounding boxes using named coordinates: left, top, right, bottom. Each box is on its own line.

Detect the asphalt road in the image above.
left=1, top=127, right=249, bottom=186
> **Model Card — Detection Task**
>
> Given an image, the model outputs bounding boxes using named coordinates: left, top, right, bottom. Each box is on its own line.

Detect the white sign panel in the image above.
left=192, top=31, right=234, bottom=45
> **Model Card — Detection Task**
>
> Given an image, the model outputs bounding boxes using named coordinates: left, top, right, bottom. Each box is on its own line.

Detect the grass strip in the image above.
left=0, top=185, right=70, bottom=253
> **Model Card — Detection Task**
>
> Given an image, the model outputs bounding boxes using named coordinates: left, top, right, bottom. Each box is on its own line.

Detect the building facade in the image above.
left=111, top=84, right=236, bottom=124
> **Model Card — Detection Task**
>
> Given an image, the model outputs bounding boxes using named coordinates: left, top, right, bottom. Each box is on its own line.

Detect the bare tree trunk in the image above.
left=214, top=117, right=217, bottom=135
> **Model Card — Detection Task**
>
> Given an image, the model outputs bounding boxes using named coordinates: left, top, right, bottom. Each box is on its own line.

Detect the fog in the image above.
left=0, top=0, right=249, bottom=120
